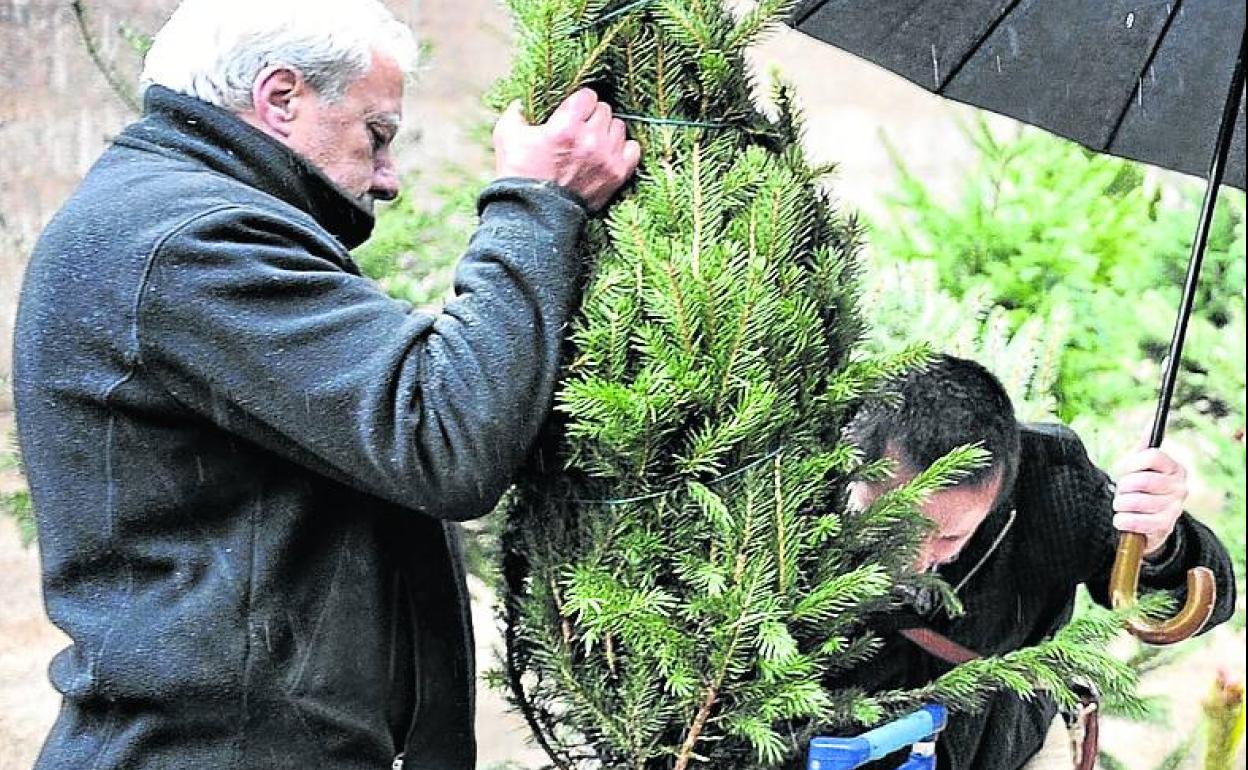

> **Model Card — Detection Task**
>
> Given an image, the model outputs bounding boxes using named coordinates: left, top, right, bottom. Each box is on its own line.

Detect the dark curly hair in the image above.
left=849, top=354, right=1021, bottom=502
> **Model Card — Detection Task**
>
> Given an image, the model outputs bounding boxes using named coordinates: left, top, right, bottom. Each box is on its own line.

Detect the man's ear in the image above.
left=250, top=66, right=304, bottom=138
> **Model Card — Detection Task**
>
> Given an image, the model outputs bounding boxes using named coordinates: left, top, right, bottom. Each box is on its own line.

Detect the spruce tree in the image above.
left=489, top=1, right=1145, bottom=767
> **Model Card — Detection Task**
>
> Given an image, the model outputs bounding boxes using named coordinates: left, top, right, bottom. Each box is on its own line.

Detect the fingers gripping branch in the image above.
left=493, top=88, right=641, bottom=211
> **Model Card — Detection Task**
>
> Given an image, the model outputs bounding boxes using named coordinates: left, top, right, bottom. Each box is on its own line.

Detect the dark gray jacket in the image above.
left=851, top=423, right=1237, bottom=770
left=14, top=86, right=588, bottom=770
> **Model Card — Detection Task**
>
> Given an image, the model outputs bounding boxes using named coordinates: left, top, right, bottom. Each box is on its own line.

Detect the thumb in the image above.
left=496, top=100, right=529, bottom=131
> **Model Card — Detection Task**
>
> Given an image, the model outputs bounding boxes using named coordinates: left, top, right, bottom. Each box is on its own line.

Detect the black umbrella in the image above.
left=789, top=1, right=1246, bottom=644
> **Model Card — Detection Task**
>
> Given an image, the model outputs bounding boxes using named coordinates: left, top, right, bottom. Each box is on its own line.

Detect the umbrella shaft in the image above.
left=1149, top=28, right=1247, bottom=449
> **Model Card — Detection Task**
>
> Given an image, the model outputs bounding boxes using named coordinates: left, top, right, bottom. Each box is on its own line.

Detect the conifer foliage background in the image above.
left=490, top=1, right=1143, bottom=768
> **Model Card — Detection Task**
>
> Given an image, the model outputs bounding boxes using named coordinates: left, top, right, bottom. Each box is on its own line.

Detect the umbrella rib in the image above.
left=936, top=0, right=1027, bottom=93
left=1104, top=0, right=1185, bottom=151
left=791, top=0, right=832, bottom=30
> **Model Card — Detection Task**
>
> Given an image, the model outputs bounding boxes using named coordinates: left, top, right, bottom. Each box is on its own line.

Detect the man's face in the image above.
left=850, top=467, right=1002, bottom=573
left=284, top=53, right=404, bottom=210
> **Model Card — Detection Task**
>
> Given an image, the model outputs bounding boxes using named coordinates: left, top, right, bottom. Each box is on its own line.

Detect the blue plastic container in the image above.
left=807, top=705, right=947, bottom=770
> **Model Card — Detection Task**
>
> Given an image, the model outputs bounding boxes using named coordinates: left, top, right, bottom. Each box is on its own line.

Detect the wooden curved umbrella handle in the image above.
left=1109, top=531, right=1216, bottom=645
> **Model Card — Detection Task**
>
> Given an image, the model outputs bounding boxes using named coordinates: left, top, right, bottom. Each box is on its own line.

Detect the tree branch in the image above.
left=71, top=0, right=141, bottom=114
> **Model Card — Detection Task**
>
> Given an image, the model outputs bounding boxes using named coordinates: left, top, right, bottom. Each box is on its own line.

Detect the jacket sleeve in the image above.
left=136, top=178, right=587, bottom=521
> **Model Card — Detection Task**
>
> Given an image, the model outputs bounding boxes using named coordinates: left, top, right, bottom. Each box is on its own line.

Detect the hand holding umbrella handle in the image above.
left=1109, top=533, right=1216, bottom=644
left=1109, top=31, right=1242, bottom=645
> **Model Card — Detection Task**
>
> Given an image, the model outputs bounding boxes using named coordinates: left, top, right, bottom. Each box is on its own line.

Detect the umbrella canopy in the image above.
left=790, top=0, right=1246, bottom=190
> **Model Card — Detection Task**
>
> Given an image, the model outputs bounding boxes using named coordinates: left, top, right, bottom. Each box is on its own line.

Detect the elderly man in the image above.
left=844, top=355, right=1236, bottom=770
left=12, top=1, right=638, bottom=768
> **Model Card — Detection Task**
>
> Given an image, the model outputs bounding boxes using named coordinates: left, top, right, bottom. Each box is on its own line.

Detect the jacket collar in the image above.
left=120, top=86, right=375, bottom=250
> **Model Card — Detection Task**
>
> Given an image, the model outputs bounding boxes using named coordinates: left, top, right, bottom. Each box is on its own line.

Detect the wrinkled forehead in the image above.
left=921, top=478, right=1002, bottom=534
left=850, top=452, right=1002, bottom=528
left=343, top=52, right=406, bottom=116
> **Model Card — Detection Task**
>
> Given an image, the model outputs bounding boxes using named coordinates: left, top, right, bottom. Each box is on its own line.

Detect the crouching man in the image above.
left=842, top=355, right=1236, bottom=770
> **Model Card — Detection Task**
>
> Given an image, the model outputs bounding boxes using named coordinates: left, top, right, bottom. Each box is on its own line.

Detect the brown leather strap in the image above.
left=897, top=626, right=1100, bottom=768
left=898, top=627, right=981, bottom=665
left=1068, top=696, right=1099, bottom=770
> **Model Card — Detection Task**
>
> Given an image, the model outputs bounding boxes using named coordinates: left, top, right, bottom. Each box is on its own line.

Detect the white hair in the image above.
left=140, top=0, right=420, bottom=111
